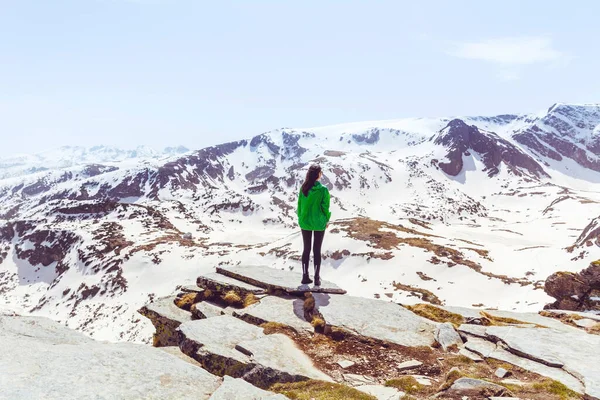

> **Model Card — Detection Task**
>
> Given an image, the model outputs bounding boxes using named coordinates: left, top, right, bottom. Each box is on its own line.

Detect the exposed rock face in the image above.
left=514, top=103, right=600, bottom=172
left=312, top=293, right=437, bottom=347
left=445, top=377, right=512, bottom=397
left=216, top=265, right=347, bottom=295
left=434, top=119, right=548, bottom=178
left=208, top=376, right=288, bottom=400
left=138, top=296, right=193, bottom=346
left=544, top=261, right=600, bottom=311
left=177, top=315, right=331, bottom=388
left=435, top=322, right=463, bottom=351
left=0, top=313, right=221, bottom=399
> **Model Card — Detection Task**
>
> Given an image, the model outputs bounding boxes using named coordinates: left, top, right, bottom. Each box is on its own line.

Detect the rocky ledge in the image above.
left=4, top=264, right=600, bottom=399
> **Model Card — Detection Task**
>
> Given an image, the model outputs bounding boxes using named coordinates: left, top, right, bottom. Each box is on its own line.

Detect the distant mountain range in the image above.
left=1, top=103, right=600, bottom=343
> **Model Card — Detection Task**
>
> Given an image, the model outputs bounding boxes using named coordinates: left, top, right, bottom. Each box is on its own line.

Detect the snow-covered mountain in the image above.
left=1, top=103, right=600, bottom=343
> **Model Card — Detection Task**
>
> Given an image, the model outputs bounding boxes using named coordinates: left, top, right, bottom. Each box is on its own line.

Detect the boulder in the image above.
left=216, top=265, right=346, bottom=294
left=445, top=377, right=512, bottom=397
left=313, top=293, right=437, bottom=347
left=544, top=262, right=600, bottom=311
left=0, top=314, right=220, bottom=399
left=435, top=322, right=463, bottom=351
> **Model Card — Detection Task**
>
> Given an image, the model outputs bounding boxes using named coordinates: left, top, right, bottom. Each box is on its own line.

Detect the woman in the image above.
left=297, top=164, right=331, bottom=286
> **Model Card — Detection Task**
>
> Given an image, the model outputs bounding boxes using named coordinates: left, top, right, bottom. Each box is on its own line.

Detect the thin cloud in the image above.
left=450, top=36, right=564, bottom=65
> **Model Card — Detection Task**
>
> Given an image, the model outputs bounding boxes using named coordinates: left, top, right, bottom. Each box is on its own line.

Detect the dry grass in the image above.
left=439, top=367, right=464, bottom=390
left=311, top=316, right=326, bottom=329
left=480, top=311, right=546, bottom=327
left=271, top=380, right=376, bottom=400
left=222, top=290, right=242, bottom=306
left=385, top=377, right=425, bottom=395
left=174, top=292, right=201, bottom=311
left=243, top=293, right=260, bottom=308
left=393, top=283, right=442, bottom=305
left=405, top=303, right=465, bottom=327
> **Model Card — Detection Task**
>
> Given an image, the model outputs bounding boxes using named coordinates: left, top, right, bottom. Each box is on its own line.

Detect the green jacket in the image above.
left=297, top=182, right=331, bottom=231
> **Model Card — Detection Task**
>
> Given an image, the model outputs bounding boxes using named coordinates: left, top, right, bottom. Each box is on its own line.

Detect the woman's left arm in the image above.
left=321, top=189, right=332, bottom=222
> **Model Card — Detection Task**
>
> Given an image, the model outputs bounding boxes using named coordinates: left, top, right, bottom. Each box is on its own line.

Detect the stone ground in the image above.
left=4, top=264, right=599, bottom=399
left=139, top=265, right=600, bottom=399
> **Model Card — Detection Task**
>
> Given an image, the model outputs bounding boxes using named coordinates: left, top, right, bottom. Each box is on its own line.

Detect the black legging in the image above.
left=301, top=229, right=325, bottom=277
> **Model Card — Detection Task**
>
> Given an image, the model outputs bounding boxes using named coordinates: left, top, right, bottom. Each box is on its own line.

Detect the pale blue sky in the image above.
left=1, top=0, right=599, bottom=156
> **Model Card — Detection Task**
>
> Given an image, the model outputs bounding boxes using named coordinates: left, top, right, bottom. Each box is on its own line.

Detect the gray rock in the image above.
left=198, top=272, right=266, bottom=295
left=465, top=336, right=584, bottom=395
left=217, top=265, right=347, bottom=294
left=485, top=326, right=600, bottom=399
left=337, top=359, right=356, bottom=369
left=355, top=384, right=404, bottom=400
left=446, top=306, right=580, bottom=332
left=178, top=315, right=331, bottom=387
left=542, top=309, right=600, bottom=322
left=179, top=285, right=205, bottom=293
left=0, top=314, right=220, bottom=399
left=457, top=323, right=488, bottom=338
left=138, top=296, right=193, bottom=346
left=313, top=293, right=436, bottom=347
left=343, top=373, right=376, bottom=386
left=495, top=367, right=510, bottom=378
left=192, top=301, right=226, bottom=319
left=209, top=376, right=289, bottom=399
left=410, top=375, right=433, bottom=386
left=435, top=322, right=463, bottom=351
left=183, top=232, right=193, bottom=240
left=446, top=377, right=511, bottom=397
left=236, top=334, right=331, bottom=381
left=140, top=296, right=192, bottom=325
left=574, top=318, right=599, bottom=329
left=396, top=360, right=423, bottom=372
left=235, top=295, right=312, bottom=332
left=459, top=347, right=484, bottom=362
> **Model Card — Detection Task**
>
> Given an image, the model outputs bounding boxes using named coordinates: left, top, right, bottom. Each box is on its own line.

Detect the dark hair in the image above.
left=301, top=165, right=322, bottom=196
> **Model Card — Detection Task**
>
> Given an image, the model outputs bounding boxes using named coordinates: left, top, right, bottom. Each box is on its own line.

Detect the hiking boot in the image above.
left=314, top=275, right=321, bottom=286
left=301, top=274, right=313, bottom=284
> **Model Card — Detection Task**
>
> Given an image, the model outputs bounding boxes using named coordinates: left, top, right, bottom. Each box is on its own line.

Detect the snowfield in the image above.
left=1, top=103, right=600, bottom=343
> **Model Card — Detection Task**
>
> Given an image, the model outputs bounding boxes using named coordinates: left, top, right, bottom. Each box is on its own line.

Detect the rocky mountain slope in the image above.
left=1, top=103, right=600, bottom=344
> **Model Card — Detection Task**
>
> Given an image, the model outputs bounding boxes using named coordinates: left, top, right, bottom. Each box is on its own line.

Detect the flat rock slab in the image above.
left=355, top=384, right=404, bottom=400
left=314, top=293, right=436, bottom=347
left=446, top=378, right=511, bottom=397
left=209, top=376, right=289, bottom=400
left=444, top=306, right=578, bottom=332
left=178, top=315, right=330, bottom=385
left=192, top=301, right=227, bottom=319
left=198, top=272, right=266, bottom=295
left=0, top=314, right=220, bottom=399
left=464, top=336, right=584, bottom=395
left=235, top=295, right=312, bottom=332
left=217, top=265, right=347, bottom=294
left=139, top=295, right=192, bottom=325
left=486, top=326, right=600, bottom=399
left=542, top=309, right=600, bottom=322
left=236, top=334, right=331, bottom=381
left=435, top=322, right=463, bottom=351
